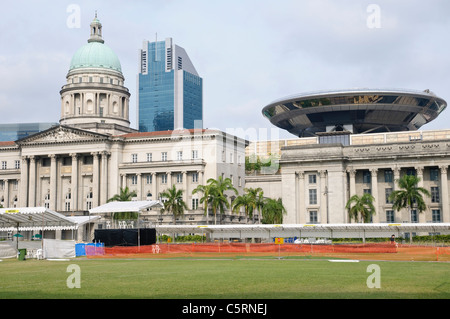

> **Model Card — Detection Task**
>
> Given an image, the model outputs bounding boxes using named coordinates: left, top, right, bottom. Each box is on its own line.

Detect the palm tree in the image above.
left=232, top=193, right=253, bottom=223
left=261, top=198, right=286, bottom=224
left=160, top=185, right=188, bottom=225
left=107, top=187, right=138, bottom=220
left=245, top=187, right=264, bottom=223
left=206, top=176, right=238, bottom=224
left=192, top=184, right=212, bottom=224
left=345, top=193, right=376, bottom=223
left=389, top=174, right=430, bottom=222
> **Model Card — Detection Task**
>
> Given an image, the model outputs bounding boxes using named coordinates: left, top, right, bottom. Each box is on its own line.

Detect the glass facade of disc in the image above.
left=0, top=123, right=58, bottom=142
left=138, top=40, right=203, bottom=132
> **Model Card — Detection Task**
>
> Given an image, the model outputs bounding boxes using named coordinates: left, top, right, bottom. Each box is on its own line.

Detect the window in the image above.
left=238, top=176, right=242, bottom=187
left=309, top=189, right=317, bottom=205
left=177, top=151, right=183, bottom=161
left=192, top=150, right=198, bottom=159
left=384, top=170, right=393, bottom=183
left=309, top=211, right=318, bottom=224
left=431, top=187, right=440, bottom=203
left=161, top=152, right=167, bottom=162
left=363, top=171, right=371, bottom=184
left=146, top=175, right=152, bottom=184
left=192, top=172, right=198, bottom=183
left=385, top=188, right=393, bottom=204
left=147, top=153, right=152, bottom=162
left=131, top=154, right=138, bottom=163
left=430, top=168, right=439, bottom=182
left=411, top=210, right=418, bottom=223
left=1, top=161, right=6, bottom=170
left=406, top=169, right=416, bottom=176
left=131, top=175, right=138, bottom=185
left=176, top=173, right=183, bottom=184
left=14, top=160, right=20, bottom=169
left=363, top=189, right=372, bottom=195
left=386, top=210, right=395, bottom=223
left=229, top=153, right=233, bottom=163
left=12, top=180, right=18, bottom=190
left=308, top=174, right=317, bottom=184
left=432, top=209, right=441, bottom=222
left=192, top=198, right=199, bottom=210
left=161, top=174, right=167, bottom=184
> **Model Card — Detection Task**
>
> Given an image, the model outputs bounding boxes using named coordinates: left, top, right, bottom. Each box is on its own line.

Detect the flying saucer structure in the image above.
left=262, top=89, right=447, bottom=137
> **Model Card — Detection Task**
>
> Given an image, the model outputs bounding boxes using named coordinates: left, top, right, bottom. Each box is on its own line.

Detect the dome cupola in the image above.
left=59, top=13, right=135, bottom=136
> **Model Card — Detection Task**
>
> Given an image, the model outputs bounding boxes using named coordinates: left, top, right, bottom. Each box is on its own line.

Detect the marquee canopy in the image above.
left=0, top=207, right=78, bottom=231
left=155, top=223, right=450, bottom=239
left=89, top=200, right=163, bottom=214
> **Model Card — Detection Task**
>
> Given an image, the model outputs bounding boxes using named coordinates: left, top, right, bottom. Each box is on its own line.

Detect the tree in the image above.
left=192, top=184, right=212, bottom=224
left=345, top=193, right=376, bottom=223
left=245, top=187, right=264, bottom=223
left=206, top=176, right=238, bottom=225
left=261, top=198, right=286, bottom=224
left=160, top=185, right=188, bottom=225
left=232, top=193, right=253, bottom=223
left=389, top=174, right=430, bottom=222
left=107, top=187, right=138, bottom=220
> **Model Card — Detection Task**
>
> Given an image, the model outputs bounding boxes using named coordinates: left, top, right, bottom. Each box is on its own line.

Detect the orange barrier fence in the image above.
left=86, top=242, right=400, bottom=256
left=84, top=242, right=450, bottom=261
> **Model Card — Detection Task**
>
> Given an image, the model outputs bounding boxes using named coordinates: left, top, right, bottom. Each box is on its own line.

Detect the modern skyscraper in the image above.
left=137, top=38, right=203, bottom=132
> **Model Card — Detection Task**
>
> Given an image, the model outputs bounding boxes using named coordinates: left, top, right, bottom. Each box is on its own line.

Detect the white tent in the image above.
left=0, top=207, right=77, bottom=232
left=89, top=200, right=163, bottom=214
left=154, top=223, right=450, bottom=240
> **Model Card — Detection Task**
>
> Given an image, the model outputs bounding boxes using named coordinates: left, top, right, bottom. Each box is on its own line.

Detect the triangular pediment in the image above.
left=16, top=125, right=110, bottom=145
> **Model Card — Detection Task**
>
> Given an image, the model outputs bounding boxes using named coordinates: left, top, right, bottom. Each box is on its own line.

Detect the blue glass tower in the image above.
left=138, top=38, right=203, bottom=132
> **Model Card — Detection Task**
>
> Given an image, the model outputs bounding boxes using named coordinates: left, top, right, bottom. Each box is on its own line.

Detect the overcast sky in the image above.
left=0, top=0, right=449, bottom=140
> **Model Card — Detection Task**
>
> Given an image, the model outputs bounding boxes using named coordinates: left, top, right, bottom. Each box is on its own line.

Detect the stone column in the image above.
left=19, top=157, right=28, bottom=207
left=29, top=156, right=36, bottom=207
left=152, top=172, right=157, bottom=200
left=91, top=152, right=100, bottom=207
left=4, top=179, right=9, bottom=207
left=415, top=166, right=425, bottom=223
left=137, top=173, right=142, bottom=200
left=121, top=173, right=126, bottom=189
left=100, top=152, right=108, bottom=204
left=348, top=169, right=356, bottom=198
left=440, top=165, right=449, bottom=222
left=393, top=167, right=401, bottom=190
left=297, top=171, right=305, bottom=224
left=49, top=155, right=57, bottom=210
left=319, top=170, right=327, bottom=224
left=182, top=171, right=187, bottom=203
left=70, top=153, right=78, bottom=211
left=371, top=168, right=379, bottom=223
left=167, top=172, right=172, bottom=189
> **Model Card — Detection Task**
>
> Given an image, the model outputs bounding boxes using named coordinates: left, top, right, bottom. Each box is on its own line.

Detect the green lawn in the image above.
left=0, top=257, right=449, bottom=299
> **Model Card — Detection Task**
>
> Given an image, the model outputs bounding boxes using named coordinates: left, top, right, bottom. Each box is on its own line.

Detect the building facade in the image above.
left=0, top=16, right=246, bottom=231
left=246, top=129, right=450, bottom=225
left=137, top=38, right=203, bottom=132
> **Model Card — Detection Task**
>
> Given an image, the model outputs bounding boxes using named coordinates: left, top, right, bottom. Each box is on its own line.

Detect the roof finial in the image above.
left=95, top=10, right=98, bottom=19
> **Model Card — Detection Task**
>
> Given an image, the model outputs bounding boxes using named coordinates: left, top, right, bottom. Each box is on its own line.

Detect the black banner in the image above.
left=94, top=228, right=156, bottom=247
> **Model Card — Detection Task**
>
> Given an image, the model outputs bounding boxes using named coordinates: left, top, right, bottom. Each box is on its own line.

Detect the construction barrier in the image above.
left=84, top=242, right=450, bottom=261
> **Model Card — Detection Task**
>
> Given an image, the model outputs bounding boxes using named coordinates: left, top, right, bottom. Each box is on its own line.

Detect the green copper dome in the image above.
left=69, top=42, right=122, bottom=73
left=69, top=15, right=122, bottom=73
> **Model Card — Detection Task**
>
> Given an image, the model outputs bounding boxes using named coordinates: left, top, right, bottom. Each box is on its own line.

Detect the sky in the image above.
left=0, top=0, right=449, bottom=140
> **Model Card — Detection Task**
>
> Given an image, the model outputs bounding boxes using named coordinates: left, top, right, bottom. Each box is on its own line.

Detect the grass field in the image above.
left=0, top=256, right=449, bottom=299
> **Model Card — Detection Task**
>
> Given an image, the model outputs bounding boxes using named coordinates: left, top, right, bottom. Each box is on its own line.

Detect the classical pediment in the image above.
left=16, top=125, right=110, bottom=145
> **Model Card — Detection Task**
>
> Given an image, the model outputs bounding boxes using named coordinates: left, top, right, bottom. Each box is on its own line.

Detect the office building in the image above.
left=137, top=38, right=203, bottom=132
